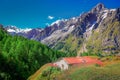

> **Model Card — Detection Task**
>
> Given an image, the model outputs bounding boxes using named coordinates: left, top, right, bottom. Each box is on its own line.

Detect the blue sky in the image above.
left=0, top=0, right=120, bottom=28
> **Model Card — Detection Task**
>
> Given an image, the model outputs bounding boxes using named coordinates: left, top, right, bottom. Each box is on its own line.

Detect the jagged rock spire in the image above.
left=91, top=3, right=105, bottom=13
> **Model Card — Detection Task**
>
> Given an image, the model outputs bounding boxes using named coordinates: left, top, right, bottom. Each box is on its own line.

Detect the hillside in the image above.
left=5, top=3, right=120, bottom=56
left=29, top=56, right=120, bottom=80
left=85, top=21, right=120, bottom=56
left=57, top=62, right=120, bottom=80
left=0, top=25, right=67, bottom=80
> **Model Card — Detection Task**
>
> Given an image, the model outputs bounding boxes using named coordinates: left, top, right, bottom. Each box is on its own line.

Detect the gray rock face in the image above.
left=115, top=8, right=120, bottom=21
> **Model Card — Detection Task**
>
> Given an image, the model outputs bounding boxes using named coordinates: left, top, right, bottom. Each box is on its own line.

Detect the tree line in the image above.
left=0, top=26, right=67, bottom=80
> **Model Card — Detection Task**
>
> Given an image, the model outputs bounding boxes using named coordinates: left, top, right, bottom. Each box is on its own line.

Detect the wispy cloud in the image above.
left=48, top=16, right=54, bottom=20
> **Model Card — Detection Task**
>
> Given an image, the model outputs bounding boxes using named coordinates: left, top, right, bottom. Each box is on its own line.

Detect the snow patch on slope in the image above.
left=50, top=19, right=68, bottom=26
left=20, top=28, right=32, bottom=33
left=7, top=29, right=16, bottom=32
left=7, top=28, right=32, bottom=33
left=102, top=9, right=109, bottom=19
left=102, top=12, right=108, bottom=19
left=51, top=20, right=61, bottom=26
left=86, top=23, right=95, bottom=32
left=110, top=9, right=116, bottom=12
left=6, top=25, right=32, bottom=33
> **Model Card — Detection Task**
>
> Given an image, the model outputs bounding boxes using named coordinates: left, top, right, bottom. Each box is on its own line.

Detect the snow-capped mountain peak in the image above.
left=5, top=25, right=32, bottom=33
left=50, top=19, right=67, bottom=26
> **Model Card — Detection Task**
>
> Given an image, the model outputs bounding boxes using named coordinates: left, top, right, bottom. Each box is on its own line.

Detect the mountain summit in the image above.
left=91, top=3, right=105, bottom=13
left=5, top=3, right=120, bottom=56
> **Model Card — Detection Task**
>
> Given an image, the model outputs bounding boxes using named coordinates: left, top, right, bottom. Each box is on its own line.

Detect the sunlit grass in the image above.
left=28, top=56, right=120, bottom=80
left=56, top=57, right=120, bottom=80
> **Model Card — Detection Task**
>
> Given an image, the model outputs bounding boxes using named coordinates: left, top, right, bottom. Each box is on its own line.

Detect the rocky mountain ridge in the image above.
left=5, top=3, right=120, bottom=55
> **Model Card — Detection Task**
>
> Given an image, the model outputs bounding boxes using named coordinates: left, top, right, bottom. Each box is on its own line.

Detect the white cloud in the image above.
left=48, top=16, right=54, bottom=20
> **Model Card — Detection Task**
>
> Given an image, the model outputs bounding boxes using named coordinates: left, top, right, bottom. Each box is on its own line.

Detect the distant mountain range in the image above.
left=5, top=3, right=120, bottom=55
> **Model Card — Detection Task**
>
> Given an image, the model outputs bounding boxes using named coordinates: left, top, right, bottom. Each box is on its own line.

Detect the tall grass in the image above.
left=56, top=63, right=120, bottom=80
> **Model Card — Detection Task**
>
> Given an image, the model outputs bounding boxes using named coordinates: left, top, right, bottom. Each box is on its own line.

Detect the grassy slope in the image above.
left=57, top=62, right=120, bottom=80
left=28, top=56, right=120, bottom=80
left=28, top=63, right=52, bottom=80
left=54, top=34, right=82, bottom=55
left=86, top=21, right=120, bottom=55
left=70, top=64, right=120, bottom=80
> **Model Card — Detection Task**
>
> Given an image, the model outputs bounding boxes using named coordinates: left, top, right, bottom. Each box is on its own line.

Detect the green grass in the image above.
left=54, top=34, right=82, bottom=55
left=28, top=56, right=120, bottom=80
left=86, top=21, right=120, bottom=55
left=28, top=63, right=61, bottom=80
left=32, top=63, right=120, bottom=80
left=56, top=62, right=120, bottom=80
left=70, top=65, right=120, bottom=80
